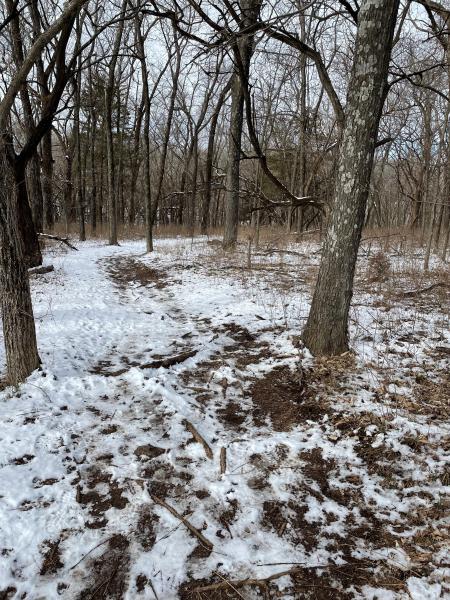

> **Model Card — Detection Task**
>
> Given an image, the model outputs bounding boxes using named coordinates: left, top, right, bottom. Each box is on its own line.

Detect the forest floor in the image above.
left=0, top=233, right=449, bottom=600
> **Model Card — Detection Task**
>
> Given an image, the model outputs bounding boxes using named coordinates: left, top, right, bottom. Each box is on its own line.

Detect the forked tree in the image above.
left=0, top=0, right=87, bottom=385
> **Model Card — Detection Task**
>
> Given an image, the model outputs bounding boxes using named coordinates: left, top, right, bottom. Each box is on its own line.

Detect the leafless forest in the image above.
left=0, top=1, right=449, bottom=599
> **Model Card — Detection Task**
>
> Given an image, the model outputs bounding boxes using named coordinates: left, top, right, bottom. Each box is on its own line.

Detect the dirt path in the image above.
left=1, top=243, right=448, bottom=600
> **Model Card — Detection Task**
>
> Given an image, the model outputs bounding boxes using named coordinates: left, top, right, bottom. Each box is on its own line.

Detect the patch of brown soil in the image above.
left=136, top=507, right=159, bottom=551
left=251, top=366, right=317, bottom=431
left=40, top=539, right=63, bottom=575
left=0, top=587, right=16, bottom=600
left=142, top=461, right=190, bottom=500
left=105, top=256, right=167, bottom=290
left=135, top=574, right=148, bottom=592
left=300, top=448, right=336, bottom=495
left=217, top=401, right=246, bottom=429
left=413, top=372, right=450, bottom=419
left=12, top=454, right=35, bottom=465
left=77, top=534, right=130, bottom=600
left=262, top=498, right=319, bottom=553
left=218, top=498, right=239, bottom=538
left=89, top=360, right=128, bottom=377
left=76, top=466, right=128, bottom=528
left=134, top=444, right=166, bottom=461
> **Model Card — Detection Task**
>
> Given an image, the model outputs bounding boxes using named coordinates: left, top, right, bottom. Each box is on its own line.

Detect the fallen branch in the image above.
left=140, top=349, right=197, bottom=369
left=183, top=420, right=213, bottom=459
left=151, top=494, right=213, bottom=551
left=258, top=249, right=305, bottom=257
left=220, top=447, right=227, bottom=474
left=28, top=265, right=54, bottom=275
left=400, top=282, right=450, bottom=298
left=38, top=233, right=78, bottom=251
left=192, top=567, right=306, bottom=593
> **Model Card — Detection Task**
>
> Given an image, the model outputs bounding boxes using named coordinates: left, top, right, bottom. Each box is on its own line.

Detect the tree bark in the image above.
left=222, top=0, right=261, bottom=249
left=303, top=0, right=400, bottom=356
left=104, top=0, right=127, bottom=245
left=0, top=149, right=40, bottom=385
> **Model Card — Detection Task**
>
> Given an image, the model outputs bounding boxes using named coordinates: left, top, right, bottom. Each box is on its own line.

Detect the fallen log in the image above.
left=151, top=494, right=213, bottom=551
left=38, top=233, right=78, bottom=251
left=29, top=265, right=54, bottom=275
left=140, top=349, right=197, bottom=369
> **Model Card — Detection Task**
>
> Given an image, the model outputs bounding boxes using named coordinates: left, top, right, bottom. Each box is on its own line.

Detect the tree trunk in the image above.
left=14, top=158, right=43, bottom=268
left=222, top=0, right=261, bottom=249
left=0, top=149, right=40, bottom=385
left=150, top=27, right=182, bottom=245
left=41, top=131, right=54, bottom=230
left=104, top=0, right=127, bottom=245
left=303, top=0, right=400, bottom=356
left=135, top=14, right=152, bottom=251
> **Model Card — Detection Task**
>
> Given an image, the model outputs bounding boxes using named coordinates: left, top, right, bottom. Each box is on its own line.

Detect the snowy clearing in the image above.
left=0, top=236, right=449, bottom=599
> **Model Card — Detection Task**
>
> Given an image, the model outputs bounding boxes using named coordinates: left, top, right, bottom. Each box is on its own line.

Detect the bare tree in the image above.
left=0, top=0, right=88, bottom=384
left=303, top=0, right=400, bottom=356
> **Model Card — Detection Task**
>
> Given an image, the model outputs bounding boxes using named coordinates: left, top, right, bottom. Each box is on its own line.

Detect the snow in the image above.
left=0, top=236, right=448, bottom=598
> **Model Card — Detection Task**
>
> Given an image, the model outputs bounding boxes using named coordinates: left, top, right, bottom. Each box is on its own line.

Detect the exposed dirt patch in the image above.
left=251, top=365, right=310, bottom=431
left=77, top=534, right=130, bottom=600
left=105, top=256, right=167, bottom=290
left=40, top=538, right=63, bottom=575
left=0, top=587, right=16, bottom=600
left=135, top=574, right=149, bottom=593
left=413, top=371, right=450, bottom=419
left=218, top=498, right=239, bottom=538
left=217, top=401, right=247, bottom=429
left=300, top=448, right=336, bottom=495
left=76, top=466, right=128, bottom=528
left=12, top=454, right=35, bottom=465
left=136, top=507, right=158, bottom=551
left=134, top=444, right=166, bottom=461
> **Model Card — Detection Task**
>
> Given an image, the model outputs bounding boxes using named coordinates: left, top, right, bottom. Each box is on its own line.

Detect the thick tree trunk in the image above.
left=223, top=74, right=245, bottom=248
left=14, top=159, right=43, bottom=268
left=303, top=0, right=400, bottom=355
left=27, top=156, right=44, bottom=232
left=0, top=150, right=40, bottom=385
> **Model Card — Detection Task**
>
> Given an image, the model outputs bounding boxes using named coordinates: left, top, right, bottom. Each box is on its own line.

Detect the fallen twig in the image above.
left=220, top=447, right=227, bottom=475
left=183, top=420, right=213, bottom=459
left=151, top=494, right=213, bottom=551
left=192, top=567, right=300, bottom=593
left=38, top=233, right=78, bottom=251
left=400, top=282, right=449, bottom=298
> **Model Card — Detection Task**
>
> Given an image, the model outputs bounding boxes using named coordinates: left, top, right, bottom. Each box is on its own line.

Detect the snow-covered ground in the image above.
left=0, top=236, right=448, bottom=599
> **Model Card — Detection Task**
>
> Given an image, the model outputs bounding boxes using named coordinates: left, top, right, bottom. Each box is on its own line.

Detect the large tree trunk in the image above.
left=223, top=75, right=245, bottom=248
left=303, top=0, right=400, bottom=356
left=222, top=0, right=261, bottom=249
left=0, top=150, right=40, bottom=385
left=14, top=158, right=43, bottom=268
